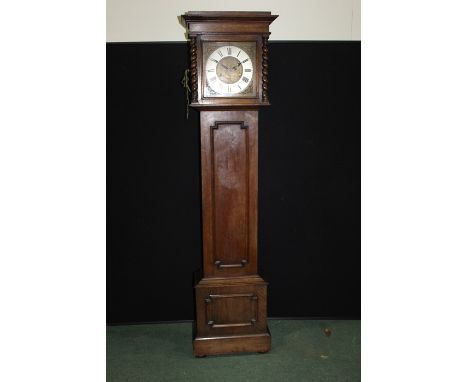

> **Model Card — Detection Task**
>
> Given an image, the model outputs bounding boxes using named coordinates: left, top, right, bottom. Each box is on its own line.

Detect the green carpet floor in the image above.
left=107, top=320, right=360, bottom=382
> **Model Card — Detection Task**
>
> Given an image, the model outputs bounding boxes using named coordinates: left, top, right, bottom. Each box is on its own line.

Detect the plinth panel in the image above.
left=195, top=281, right=267, bottom=337
left=193, top=276, right=270, bottom=356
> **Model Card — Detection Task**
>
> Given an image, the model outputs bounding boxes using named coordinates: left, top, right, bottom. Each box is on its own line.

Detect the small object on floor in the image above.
left=324, top=328, right=332, bottom=337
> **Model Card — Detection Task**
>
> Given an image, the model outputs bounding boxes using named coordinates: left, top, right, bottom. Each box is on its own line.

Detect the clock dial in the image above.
left=205, top=45, right=254, bottom=96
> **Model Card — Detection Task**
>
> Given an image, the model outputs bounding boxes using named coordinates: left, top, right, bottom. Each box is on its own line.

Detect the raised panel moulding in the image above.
left=210, top=121, right=250, bottom=269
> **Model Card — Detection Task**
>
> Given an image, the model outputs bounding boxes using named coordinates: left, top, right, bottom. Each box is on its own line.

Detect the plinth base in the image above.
left=193, top=275, right=270, bottom=356
left=193, top=329, right=271, bottom=356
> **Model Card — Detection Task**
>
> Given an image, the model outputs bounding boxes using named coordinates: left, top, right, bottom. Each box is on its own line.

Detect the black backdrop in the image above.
left=107, top=41, right=360, bottom=324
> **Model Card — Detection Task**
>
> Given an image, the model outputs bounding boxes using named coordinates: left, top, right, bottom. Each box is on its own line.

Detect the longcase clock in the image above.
left=182, top=11, right=278, bottom=357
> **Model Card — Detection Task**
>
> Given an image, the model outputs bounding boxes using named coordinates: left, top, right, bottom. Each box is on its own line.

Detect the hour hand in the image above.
left=220, top=63, right=230, bottom=69
left=231, top=62, right=242, bottom=70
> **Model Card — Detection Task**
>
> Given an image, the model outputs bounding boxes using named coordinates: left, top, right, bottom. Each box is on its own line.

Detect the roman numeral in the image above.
left=227, top=47, right=232, bottom=55
left=242, top=59, right=249, bottom=63
left=238, top=84, right=242, bottom=89
left=217, top=50, right=223, bottom=57
left=207, top=69, right=214, bottom=72
left=242, top=76, right=249, bottom=83
left=237, top=50, right=241, bottom=57
left=227, top=87, right=231, bottom=93
left=210, top=58, right=218, bottom=63
left=244, top=69, right=252, bottom=72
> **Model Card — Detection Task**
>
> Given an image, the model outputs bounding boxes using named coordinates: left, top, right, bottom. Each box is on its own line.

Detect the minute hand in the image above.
left=231, top=62, right=243, bottom=70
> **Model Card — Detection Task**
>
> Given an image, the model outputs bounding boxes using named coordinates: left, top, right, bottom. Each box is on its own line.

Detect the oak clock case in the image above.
left=182, top=11, right=277, bottom=357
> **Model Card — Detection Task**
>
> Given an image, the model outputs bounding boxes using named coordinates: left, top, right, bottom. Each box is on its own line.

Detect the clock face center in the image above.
left=216, top=56, right=243, bottom=84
